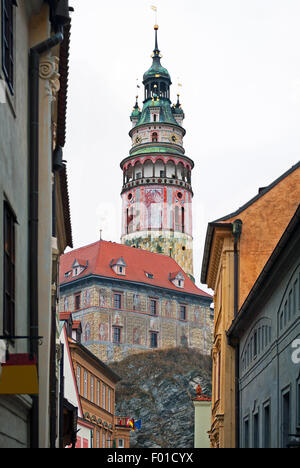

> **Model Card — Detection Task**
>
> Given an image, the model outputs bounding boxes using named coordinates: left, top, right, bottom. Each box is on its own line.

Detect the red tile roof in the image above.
left=59, top=311, right=72, bottom=321
left=59, top=240, right=211, bottom=298
left=72, top=320, right=82, bottom=330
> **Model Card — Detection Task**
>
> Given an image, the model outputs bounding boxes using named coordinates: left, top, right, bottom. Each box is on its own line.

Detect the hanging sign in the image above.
left=0, top=353, right=38, bottom=395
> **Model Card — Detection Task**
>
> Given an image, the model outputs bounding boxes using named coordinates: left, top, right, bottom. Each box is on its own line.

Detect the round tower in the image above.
left=120, top=25, right=194, bottom=279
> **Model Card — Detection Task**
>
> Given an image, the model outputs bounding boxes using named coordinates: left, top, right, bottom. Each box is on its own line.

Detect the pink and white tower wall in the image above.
left=120, top=25, right=194, bottom=279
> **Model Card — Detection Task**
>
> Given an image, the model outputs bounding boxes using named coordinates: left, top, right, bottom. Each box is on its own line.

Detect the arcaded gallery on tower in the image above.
left=58, top=25, right=213, bottom=364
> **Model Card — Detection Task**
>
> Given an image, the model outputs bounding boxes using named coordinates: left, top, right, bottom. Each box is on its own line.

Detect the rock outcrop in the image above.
left=110, top=348, right=212, bottom=448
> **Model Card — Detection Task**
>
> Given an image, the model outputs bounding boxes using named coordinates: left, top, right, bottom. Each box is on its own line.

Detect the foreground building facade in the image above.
left=201, top=162, right=300, bottom=448
left=59, top=240, right=213, bottom=363
left=59, top=313, right=130, bottom=448
left=0, top=0, right=73, bottom=448
left=227, top=205, right=300, bottom=448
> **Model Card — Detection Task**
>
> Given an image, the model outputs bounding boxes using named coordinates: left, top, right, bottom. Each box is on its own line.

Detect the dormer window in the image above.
left=72, top=258, right=87, bottom=277
left=145, top=272, right=154, bottom=279
left=110, top=257, right=127, bottom=276
left=170, top=271, right=185, bottom=289
left=150, top=109, right=160, bottom=123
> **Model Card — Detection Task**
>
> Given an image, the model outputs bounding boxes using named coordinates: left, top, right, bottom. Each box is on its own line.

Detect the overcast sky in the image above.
left=64, top=0, right=300, bottom=291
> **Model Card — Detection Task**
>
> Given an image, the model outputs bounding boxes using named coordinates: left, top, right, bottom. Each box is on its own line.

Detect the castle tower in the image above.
left=120, top=25, right=194, bottom=279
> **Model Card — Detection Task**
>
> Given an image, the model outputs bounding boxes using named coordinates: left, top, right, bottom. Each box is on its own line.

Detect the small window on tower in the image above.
left=152, top=132, right=158, bottom=142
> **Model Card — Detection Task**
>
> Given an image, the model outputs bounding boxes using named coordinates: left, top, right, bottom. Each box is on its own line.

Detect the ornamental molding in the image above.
left=39, top=55, right=60, bottom=102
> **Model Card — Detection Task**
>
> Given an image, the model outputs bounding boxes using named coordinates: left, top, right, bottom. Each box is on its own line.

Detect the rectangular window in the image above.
left=90, top=375, right=94, bottom=403
left=282, top=389, right=290, bottom=448
left=74, top=293, right=81, bottom=311
left=150, top=332, right=158, bottom=348
left=297, top=379, right=300, bottom=429
left=150, top=299, right=157, bottom=316
left=244, top=418, right=249, bottom=448
left=103, top=383, right=106, bottom=410
left=76, top=366, right=81, bottom=394
left=96, top=431, right=100, bottom=448
left=102, top=431, right=106, bottom=448
left=3, top=200, right=16, bottom=337
left=217, top=351, right=221, bottom=401
left=253, top=411, right=259, bottom=448
left=84, top=370, right=88, bottom=399
left=97, top=380, right=100, bottom=406
left=180, top=305, right=186, bottom=320
left=113, top=326, right=121, bottom=344
left=263, top=402, right=271, bottom=448
left=118, top=439, right=124, bottom=448
left=1, top=0, right=14, bottom=93
left=113, top=293, right=122, bottom=309
left=108, top=387, right=111, bottom=413
left=253, top=331, right=257, bottom=357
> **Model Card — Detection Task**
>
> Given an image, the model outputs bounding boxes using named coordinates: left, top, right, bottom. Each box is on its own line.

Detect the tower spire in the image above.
left=154, top=24, right=160, bottom=56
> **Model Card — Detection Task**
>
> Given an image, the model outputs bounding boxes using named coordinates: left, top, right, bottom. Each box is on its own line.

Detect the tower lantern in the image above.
left=120, top=25, right=195, bottom=279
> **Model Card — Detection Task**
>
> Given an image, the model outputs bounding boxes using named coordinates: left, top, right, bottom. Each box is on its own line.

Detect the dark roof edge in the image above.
left=214, top=161, right=300, bottom=223
left=200, top=222, right=233, bottom=284
left=227, top=204, right=300, bottom=341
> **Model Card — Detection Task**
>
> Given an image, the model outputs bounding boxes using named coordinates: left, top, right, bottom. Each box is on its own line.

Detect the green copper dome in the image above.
left=172, top=95, right=184, bottom=116
left=130, top=97, right=141, bottom=119
left=143, top=61, right=171, bottom=82
left=143, top=25, right=171, bottom=84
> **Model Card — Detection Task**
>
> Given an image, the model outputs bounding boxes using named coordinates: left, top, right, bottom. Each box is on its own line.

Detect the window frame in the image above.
left=297, top=377, right=300, bottom=430
left=76, top=365, right=81, bottom=394
left=90, top=375, right=94, bottom=403
left=243, top=415, right=250, bottom=448
left=113, top=326, right=121, bottom=344
left=74, top=293, right=81, bottom=311
left=102, top=383, right=106, bottom=411
left=1, top=0, right=15, bottom=95
left=180, top=304, right=187, bottom=321
left=150, top=298, right=158, bottom=316
left=263, top=400, right=271, bottom=448
left=253, top=409, right=259, bottom=448
left=150, top=331, right=158, bottom=348
left=83, top=370, right=88, bottom=399
left=113, top=293, right=122, bottom=309
left=281, top=385, right=291, bottom=448
left=3, top=199, right=16, bottom=338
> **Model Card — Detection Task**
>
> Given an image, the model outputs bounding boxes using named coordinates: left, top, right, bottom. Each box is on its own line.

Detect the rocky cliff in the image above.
left=110, top=348, right=212, bottom=448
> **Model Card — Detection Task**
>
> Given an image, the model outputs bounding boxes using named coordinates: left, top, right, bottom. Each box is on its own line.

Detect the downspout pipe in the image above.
left=232, top=219, right=242, bottom=449
left=29, top=27, right=64, bottom=449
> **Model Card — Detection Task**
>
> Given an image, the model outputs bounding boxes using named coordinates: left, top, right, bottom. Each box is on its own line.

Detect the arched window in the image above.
left=152, top=132, right=158, bottom=143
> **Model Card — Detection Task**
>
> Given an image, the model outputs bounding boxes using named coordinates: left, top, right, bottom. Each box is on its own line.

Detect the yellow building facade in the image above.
left=201, top=162, right=300, bottom=448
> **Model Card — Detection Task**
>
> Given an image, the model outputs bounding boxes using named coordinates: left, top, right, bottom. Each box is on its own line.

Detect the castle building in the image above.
left=120, top=25, right=195, bottom=279
left=59, top=240, right=213, bottom=363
